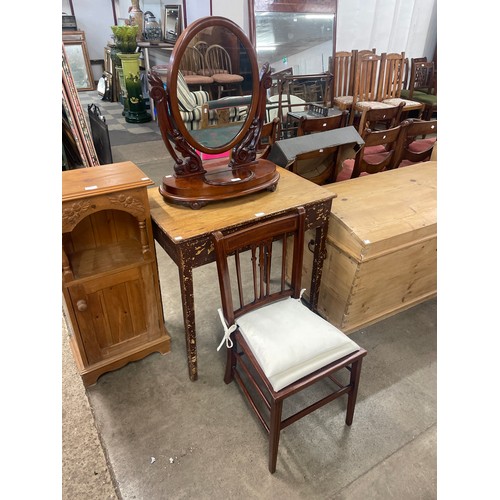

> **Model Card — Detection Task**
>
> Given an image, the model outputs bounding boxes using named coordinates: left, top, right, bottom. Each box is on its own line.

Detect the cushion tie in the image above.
left=217, top=308, right=235, bottom=351
left=298, top=288, right=306, bottom=301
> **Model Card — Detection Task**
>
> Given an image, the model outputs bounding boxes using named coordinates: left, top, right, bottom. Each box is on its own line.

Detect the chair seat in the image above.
left=382, top=97, right=424, bottom=110
left=410, top=92, right=437, bottom=106
left=184, top=75, right=214, bottom=85
left=333, top=96, right=353, bottom=107
left=355, top=101, right=394, bottom=110
left=212, top=73, right=244, bottom=84
left=236, top=297, right=360, bottom=392
left=408, top=137, right=436, bottom=153
left=336, top=156, right=384, bottom=182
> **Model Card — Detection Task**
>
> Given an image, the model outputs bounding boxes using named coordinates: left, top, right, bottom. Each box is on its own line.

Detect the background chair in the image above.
left=179, top=46, right=214, bottom=95
left=291, top=145, right=341, bottom=185
left=175, top=71, right=210, bottom=130
left=360, top=102, right=404, bottom=134
left=401, top=60, right=437, bottom=121
left=257, top=117, right=280, bottom=158
left=332, top=50, right=357, bottom=113
left=296, top=110, right=348, bottom=136
left=337, top=123, right=403, bottom=181
left=394, top=118, right=437, bottom=168
left=376, top=52, right=425, bottom=122
left=205, top=44, right=244, bottom=99
left=349, top=53, right=393, bottom=129
left=212, top=207, right=367, bottom=473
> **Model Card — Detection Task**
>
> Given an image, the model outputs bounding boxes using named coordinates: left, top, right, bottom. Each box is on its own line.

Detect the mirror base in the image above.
left=159, top=159, right=280, bottom=209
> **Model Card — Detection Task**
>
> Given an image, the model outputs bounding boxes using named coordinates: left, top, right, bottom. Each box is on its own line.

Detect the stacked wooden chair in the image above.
left=292, top=111, right=349, bottom=184
left=401, top=59, right=437, bottom=120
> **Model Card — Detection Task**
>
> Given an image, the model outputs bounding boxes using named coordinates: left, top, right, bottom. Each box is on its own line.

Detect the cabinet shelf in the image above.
left=67, top=239, right=146, bottom=280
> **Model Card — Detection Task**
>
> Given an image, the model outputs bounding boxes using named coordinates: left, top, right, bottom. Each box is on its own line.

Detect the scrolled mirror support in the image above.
left=148, top=72, right=205, bottom=176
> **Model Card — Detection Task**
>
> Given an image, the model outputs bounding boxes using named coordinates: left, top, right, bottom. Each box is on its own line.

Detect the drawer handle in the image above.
left=76, top=299, right=88, bottom=312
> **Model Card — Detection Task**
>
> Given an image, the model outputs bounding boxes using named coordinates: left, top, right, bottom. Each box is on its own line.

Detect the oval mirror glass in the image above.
left=169, top=19, right=258, bottom=154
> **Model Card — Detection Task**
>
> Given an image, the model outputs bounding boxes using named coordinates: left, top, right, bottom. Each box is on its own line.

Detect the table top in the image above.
left=148, top=166, right=334, bottom=243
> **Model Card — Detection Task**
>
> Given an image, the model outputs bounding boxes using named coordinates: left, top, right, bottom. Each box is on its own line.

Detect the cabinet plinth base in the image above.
left=71, top=331, right=171, bottom=387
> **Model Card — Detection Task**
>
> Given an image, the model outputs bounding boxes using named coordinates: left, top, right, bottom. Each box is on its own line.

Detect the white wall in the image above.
left=336, top=0, right=437, bottom=62
left=69, top=0, right=437, bottom=80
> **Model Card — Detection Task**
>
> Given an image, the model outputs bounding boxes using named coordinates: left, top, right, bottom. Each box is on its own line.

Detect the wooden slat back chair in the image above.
left=205, top=44, right=244, bottom=99
left=212, top=207, right=367, bottom=474
left=357, top=48, right=377, bottom=57
left=394, top=118, right=437, bottom=168
left=332, top=50, right=357, bottom=111
left=361, top=102, right=404, bottom=134
left=349, top=53, right=393, bottom=129
left=337, top=123, right=403, bottom=181
left=377, top=52, right=425, bottom=122
left=293, top=112, right=348, bottom=184
left=296, top=110, right=348, bottom=136
left=291, top=145, right=341, bottom=185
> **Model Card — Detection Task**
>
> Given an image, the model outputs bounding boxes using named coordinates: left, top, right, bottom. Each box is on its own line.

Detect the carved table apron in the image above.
left=148, top=166, right=334, bottom=381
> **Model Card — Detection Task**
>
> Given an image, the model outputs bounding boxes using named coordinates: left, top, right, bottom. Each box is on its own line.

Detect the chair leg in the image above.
left=346, top=358, right=364, bottom=426
left=268, top=399, right=283, bottom=473
left=357, top=110, right=368, bottom=134
left=224, top=345, right=236, bottom=384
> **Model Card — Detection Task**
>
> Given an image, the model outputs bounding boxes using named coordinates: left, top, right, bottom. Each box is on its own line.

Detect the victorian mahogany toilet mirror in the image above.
left=148, top=16, right=279, bottom=209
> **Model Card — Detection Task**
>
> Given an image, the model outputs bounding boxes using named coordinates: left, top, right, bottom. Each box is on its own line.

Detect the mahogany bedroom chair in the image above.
left=296, top=110, right=348, bottom=136
left=212, top=207, right=367, bottom=473
left=293, top=111, right=349, bottom=184
left=256, top=117, right=280, bottom=159
left=394, top=118, right=437, bottom=168
left=337, top=123, right=403, bottom=181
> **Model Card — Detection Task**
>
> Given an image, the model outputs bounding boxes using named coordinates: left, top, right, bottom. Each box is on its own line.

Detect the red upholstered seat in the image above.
left=337, top=153, right=388, bottom=182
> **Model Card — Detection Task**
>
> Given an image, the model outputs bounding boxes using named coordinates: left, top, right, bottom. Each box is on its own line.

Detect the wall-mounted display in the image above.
left=162, top=4, right=184, bottom=43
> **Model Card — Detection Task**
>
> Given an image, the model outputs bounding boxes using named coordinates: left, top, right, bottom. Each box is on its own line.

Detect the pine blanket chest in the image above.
left=301, top=161, right=437, bottom=333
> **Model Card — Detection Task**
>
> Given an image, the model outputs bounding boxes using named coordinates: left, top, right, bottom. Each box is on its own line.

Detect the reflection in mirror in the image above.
left=177, top=25, right=253, bottom=150
left=255, top=12, right=335, bottom=74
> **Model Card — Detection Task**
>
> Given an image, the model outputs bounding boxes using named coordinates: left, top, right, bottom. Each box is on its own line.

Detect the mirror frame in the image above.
left=167, top=16, right=261, bottom=155
left=248, top=0, right=338, bottom=69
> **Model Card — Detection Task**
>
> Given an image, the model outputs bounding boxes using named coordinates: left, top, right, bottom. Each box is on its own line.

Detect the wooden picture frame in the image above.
left=62, top=31, right=95, bottom=91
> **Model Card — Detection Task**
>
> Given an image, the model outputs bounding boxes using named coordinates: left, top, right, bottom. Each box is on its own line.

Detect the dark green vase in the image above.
left=117, top=52, right=151, bottom=124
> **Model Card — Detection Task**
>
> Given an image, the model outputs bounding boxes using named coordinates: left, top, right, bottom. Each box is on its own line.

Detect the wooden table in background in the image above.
left=148, top=167, right=334, bottom=380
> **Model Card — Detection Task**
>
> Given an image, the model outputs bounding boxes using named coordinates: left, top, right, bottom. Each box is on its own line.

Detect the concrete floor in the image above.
left=62, top=92, right=437, bottom=499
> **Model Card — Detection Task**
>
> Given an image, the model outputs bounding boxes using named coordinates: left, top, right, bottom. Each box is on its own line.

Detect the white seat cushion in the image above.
left=236, top=298, right=360, bottom=392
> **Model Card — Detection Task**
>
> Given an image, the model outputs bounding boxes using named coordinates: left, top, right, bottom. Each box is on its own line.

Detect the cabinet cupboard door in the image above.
left=68, top=264, right=161, bottom=364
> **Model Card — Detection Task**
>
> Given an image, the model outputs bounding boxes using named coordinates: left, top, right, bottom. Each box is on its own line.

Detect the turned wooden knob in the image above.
left=76, top=299, right=88, bottom=312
